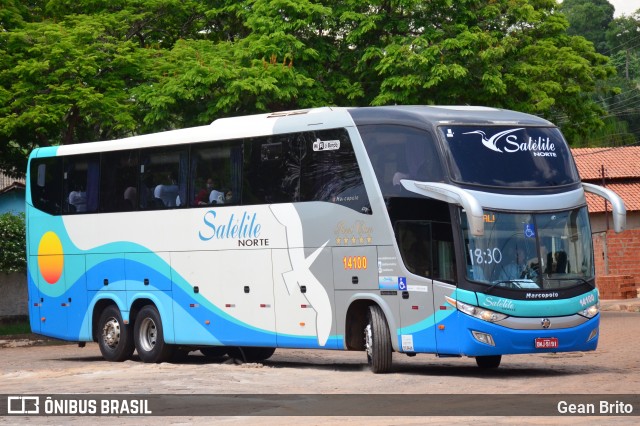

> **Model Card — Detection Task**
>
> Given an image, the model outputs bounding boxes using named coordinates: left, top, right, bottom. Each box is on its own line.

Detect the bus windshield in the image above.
left=440, top=126, right=580, bottom=188
left=462, top=207, right=594, bottom=291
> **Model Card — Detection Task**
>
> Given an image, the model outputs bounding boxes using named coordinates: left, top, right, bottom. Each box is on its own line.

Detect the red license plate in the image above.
left=535, top=337, right=559, bottom=349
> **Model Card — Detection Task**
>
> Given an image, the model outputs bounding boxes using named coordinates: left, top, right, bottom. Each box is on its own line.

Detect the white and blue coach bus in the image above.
left=26, top=106, right=626, bottom=372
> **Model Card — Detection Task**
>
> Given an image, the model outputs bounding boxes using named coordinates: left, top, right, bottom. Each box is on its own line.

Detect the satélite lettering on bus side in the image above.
left=198, top=210, right=262, bottom=242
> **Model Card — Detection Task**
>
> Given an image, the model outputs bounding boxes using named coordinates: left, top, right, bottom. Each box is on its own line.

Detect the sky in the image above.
left=608, top=0, right=640, bottom=17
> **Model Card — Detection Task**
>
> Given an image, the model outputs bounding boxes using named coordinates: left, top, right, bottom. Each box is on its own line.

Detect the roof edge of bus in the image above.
left=209, top=106, right=341, bottom=125
left=347, top=105, right=554, bottom=126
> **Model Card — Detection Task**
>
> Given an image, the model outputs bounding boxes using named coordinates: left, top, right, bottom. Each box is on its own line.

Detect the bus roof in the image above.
left=346, top=105, right=554, bottom=128
left=29, top=106, right=554, bottom=158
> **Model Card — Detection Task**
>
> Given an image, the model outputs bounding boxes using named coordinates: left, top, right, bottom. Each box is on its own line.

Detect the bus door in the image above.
left=396, top=221, right=437, bottom=353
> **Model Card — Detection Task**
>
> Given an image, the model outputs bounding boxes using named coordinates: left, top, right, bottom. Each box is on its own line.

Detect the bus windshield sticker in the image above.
left=313, top=138, right=340, bottom=151
left=524, top=223, right=536, bottom=238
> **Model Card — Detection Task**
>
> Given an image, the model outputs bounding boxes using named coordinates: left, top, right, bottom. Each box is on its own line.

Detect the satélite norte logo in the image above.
left=198, top=210, right=268, bottom=247
left=463, top=128, right=557, bottom=157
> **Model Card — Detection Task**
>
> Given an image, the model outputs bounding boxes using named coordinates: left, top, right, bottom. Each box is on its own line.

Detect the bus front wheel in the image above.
left=364, top=305, right=392, bottom=373
left=134, top=305, right=174, bottom=363
left=475, top=355, right=501, bottom=369
left=97, top=305, right=134, bottom=362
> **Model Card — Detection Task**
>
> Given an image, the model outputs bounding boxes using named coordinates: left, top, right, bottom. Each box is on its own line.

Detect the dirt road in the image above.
left=1, top=311, right=639, bottom=424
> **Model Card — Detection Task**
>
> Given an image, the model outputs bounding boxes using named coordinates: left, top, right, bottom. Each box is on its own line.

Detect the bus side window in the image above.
left=300, top=128, right=371, bottom=214
left=100, top=150, right=139, bottom=212
left=190, top=140, right=242, bottom=207
left=360, top=125, right=443, bottom=198
left=139, top=148, right=187, bottom=209
left=396, top=221, right=433, bottom=278
left=243, top=135, right=300, bottom=204
left=30, top=158, right=63, bottom=215
left=63, top=155, right=99, bottom=214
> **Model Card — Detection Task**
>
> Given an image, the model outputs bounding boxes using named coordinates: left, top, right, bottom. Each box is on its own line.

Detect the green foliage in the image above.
left=559, top=1, right=640, bottom=146
left=0, top=320, right=31, bottom=336
left=561, top=0, right=615, bottom=54
left=0, top=212, right=26, bottom=273
left=0, top=0, right=628, bottom=173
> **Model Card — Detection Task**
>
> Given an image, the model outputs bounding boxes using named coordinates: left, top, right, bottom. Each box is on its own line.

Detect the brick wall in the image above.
left=597, top=275, right=638, bottom=300
left=593, top=229, right=640, bottom=299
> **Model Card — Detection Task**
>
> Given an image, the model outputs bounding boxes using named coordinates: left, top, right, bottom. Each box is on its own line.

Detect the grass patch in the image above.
left=0, top=321, right=31, bottom=336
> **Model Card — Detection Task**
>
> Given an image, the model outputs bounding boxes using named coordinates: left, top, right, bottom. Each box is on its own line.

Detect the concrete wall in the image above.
left=0, top=272, right=28, bottom=320
left=590, top=211, right=640, bottom=234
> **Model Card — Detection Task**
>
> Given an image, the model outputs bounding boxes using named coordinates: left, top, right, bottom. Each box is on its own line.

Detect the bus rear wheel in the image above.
left=475, top=355, right=502, bottom=369
left=364, top=305, right=392, bottom=373
left=134, top=305, right=174, bottom=363
left=97, top=305, right=134, bottom=362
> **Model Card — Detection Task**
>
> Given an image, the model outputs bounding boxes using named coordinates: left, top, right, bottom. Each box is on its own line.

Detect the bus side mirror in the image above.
left=582, top=183, right=626, bottom=233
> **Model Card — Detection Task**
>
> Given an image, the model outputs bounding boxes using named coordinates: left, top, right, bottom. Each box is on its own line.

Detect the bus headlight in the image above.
left=579, top=303, right=599, bottom=319
left=445, top=296, right=508, bottom=323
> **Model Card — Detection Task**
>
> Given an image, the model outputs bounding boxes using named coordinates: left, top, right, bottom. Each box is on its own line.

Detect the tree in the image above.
left=561, top=0, right=615, bottom=54
left=607, top=14, right=640, bottom=81
left=0, top=13, right=147, bottom=170
left=329, top=0, right=615, bottom=141
left=133, top=0, right=336, bottom=129
left=0, top=0, right=621, bottom=178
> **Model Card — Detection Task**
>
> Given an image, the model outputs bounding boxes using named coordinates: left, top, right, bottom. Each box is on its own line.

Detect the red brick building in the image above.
left=572, top=147, right=640, bottom=299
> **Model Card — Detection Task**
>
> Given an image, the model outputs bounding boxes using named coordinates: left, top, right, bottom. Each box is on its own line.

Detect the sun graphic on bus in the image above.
left=38, top=231, right=64, bottom=284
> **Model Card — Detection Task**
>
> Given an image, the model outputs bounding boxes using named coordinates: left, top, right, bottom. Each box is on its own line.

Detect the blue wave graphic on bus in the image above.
left=29, top=219, right=339, bottom=348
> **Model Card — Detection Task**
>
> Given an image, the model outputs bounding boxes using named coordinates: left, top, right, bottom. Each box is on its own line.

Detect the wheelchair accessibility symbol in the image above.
left=524, top=224, right=536, bottom=238
left=398, top=277, right=407, bottom=291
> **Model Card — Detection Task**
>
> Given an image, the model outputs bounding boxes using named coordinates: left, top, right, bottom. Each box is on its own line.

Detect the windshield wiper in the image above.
left=483, top=280, right=519, bottom=294
left=543, top=277, right=592, bottom=287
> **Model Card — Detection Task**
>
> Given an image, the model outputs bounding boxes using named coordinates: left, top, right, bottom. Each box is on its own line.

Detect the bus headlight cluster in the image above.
left=445, top=296, right=508, bottom=323
left=579, top=303, right=599, bottom=319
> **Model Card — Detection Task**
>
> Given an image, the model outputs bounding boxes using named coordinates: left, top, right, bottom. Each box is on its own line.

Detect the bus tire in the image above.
left=476, top=355, right=501, bottom=369
left=97, top=305, right=134, bottom=362
left=134, top=305, right=174, bottom=363
left=364, top=305, right=392, bottom=373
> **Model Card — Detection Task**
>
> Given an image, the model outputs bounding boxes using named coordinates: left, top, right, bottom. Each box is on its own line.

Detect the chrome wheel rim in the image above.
left=138, top=317, right=157, bottom=352
left=102, top=317, right=121, bottom=349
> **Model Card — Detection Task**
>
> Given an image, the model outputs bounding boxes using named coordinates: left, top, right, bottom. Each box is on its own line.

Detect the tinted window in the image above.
left=359, top=124, right=443, bottom=198
left=243, top=133, right=301, bottom=204
left=140, top=148, right=188, bottom=209
left=100, top=150, right=138, bottom=212
left=30, top=157, right=63, bottom=215
left=190, top=140, right=242, bottom=207
left=300, top=129, right=370, bottom=213
left=396, top=220, right=456, bottom=282
left=63, top=155, right=100, bottom=213
left=243, top=128, right=370, bottom=213
left=440, top=126, right=580, bottom=187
